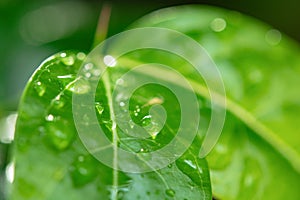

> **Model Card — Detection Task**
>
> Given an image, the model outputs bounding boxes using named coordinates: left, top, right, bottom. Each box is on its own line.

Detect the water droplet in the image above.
left=69, top=79, right=90, bottom=94
left=167, top=164, right=172, bottom=168
left=69, top=155, right=97, bottom=187
left=61, top=55, right=75, bottom=66
left=103, top=55, right=117, bottom=67
left=91, top=69, right=101, bottom=77
left=265, top=29, right=281, bottom=45
left=141, top=115, right=152, bottom=127
left=60, top=52, right=67, bottom=57
left=84, top=63, right=93, bottom=71
left=85, top=72, right=91, bottom=78
left=129, top=120, right=135, bottom=129
left=76, top=52, right=86, bottom=60
left=95, top=102, right=104, bottom=115
left=211, top=18, right=226, bottom=32
left=5, top=162, right=15, bottom=183
left=57, top=74, right=75, bottom=79
left=116, top=78, right=124, bottom=85
left=34, top=81, right=46, bottom=96
left=184, top=159, right=197, bottom=170
left=44, top=118, right=75, bottom=150
left=165, top=188, right=175, bottom=197
left=119, top=102, right=125, bottom=107
left=45, top=114, right=54, bottom=121
left=53, top=97, right=65, bottom=109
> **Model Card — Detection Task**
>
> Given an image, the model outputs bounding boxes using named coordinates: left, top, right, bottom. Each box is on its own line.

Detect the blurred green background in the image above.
left=0, top=0, right=300, bottom=112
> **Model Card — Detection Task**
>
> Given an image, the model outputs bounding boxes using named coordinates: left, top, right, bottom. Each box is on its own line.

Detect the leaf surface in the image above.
left=130, top=5, right=300, bottom=199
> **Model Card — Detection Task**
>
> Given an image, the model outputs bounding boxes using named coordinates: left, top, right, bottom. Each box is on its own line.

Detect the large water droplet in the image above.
left=69, top=155, right=98, bottom=187
left=44, top=117, right=75, bottom=150
left=61, top=54, right=75, bottom=66
left=165, top=188, right=175, bottom=197
left=34, top=81, right=46, bottom=96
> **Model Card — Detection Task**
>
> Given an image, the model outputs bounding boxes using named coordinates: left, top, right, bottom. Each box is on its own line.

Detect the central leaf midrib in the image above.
left=102, top=69, right=119, bottom=200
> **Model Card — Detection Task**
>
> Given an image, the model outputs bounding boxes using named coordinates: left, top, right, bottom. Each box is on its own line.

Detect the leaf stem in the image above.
left=92, top=3, right=112, bottom=48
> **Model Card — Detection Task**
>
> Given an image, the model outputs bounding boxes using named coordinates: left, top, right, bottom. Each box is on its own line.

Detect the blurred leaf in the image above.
left=130, top=5, right=300, bottom=199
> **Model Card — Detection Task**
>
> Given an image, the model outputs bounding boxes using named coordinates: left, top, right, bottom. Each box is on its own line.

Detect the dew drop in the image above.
left=210, top=18, right=227, bottom=32
left=84, top=63, right=93, bottom=71
left=119, top=102, right=125, bottom=107
left=76, top=52, right=86, bottom=60
left=69, top=155, right=97, bottom=187
left=103, top=55, right=117, bottom=67
left=69, top=79, right=90, bottom=94
left=265, top=29, right=281, bottom=45
left=141, top=115, right=152, bottom=127
left=167, top=164, right=172, bottom=168
left=85, top=72, right=91, bottom=78
left=95, top=102, right=104, bottom=115
left=61, top=55, right=75, bottom=66
left=184, top=159, right=197, bottom=170
left=129, top=120, right=135, bottom=129
left=44, top=118, right=75, bottom=150
left=165, top=188, right=175, bottom=197
left=53, top=98, right=65, bottom=109
left=34, top=81, right=46, bottom=96
left=45, top=114, right=54, bottom=121
left=60, top=52, right=67, bottom=57
left=5, top=162, right=15, bottom=183
left=116, top=78, right=124, bottom=85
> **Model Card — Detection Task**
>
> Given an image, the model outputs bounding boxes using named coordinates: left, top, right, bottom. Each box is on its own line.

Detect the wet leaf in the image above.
left=12, top=51, right=212, bottom=199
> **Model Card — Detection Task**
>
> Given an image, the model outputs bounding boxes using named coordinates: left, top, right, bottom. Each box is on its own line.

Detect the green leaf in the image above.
left=130, top=5, right=300, bottom=199
left=12, top=51, right=212, bottom=199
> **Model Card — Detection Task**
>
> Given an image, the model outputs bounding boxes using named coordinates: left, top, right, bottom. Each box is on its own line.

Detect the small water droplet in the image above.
left=85, top=72, right=91, bottom=78
left=103, top=55, right=117, bottom=67
left=69, top=79, right=90, bottom=94
left=165, top=188, right=175, bottom=197
left=129, top=120, right=135, bottom=129
left=116, top=78, right=124, bottom=85
left=84, top=63, right=93, bottom=71
left=45, top=114, right=54, bottom=121
left=211, top=18, right=227, bottom=32
left=5, top=162, right=15, bottom=183
left=76, top=52, right=86, bottom=60
left=141, top=115, right=152, bottom=127
left=265, top=29, right=281, bottom=45
left=119, top=102, right=125, bottom=107
left=61, top=55, right=75, bottom=66
left=95, top=102, right=104, bottom=115
left=167, top=164, right=172, bottom=168
left=184, top=159, right=197, bottom=170
left=60, top=52, right=67, bottom=57
left=34, top=81, right=46, bottom=96
left=53, top=97, right=65, bottom=109
left=69, top=155, right=97, bottom=187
